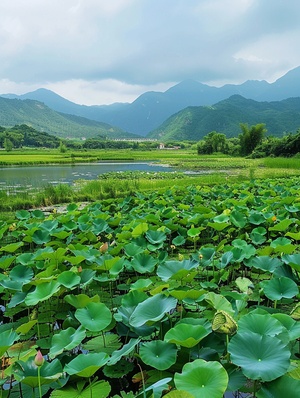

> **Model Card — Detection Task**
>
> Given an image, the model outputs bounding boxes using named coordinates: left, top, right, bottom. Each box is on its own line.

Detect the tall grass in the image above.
left=262, top=157, right=300, bottom=169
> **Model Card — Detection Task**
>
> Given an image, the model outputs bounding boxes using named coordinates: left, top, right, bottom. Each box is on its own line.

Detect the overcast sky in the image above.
left=0, top=0, right=300, bottom=105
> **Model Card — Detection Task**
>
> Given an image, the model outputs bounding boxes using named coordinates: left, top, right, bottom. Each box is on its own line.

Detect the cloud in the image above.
left=0, top=0, right=300, bottom=104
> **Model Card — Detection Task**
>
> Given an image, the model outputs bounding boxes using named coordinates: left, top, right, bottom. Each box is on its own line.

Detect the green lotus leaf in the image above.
left=103, top=358, right=134, bottom=378
left=262, top=276, right=299, bottom=301
left=257, top=375, right=300, bottom=398
left=282, top=254, right=300, bottom=272
left=164, top=391, right=194, bottom=398
left=129, top=294, right=177, bottom=327
left=245, top=256, right=283, bottom=273
left=0, top=255, right=15, bottom=270
left=0, top=329, right=20, bottom=357
left=140, top=340, right=177, bottom=370
left=124, top=242, right=144, bottom=257
left=207, top=221, right=229, bottom=231
left=49, top=326, right=86, bottom=358
left=75, top=302, right=112, bottom=332
left=83, top=333, right=121, bottom=355
left=219, top=251, right=233, bottom=268
left=235, top=277, right=254, bottom=293
left=131, top=253, right=157, bottom=273
left=25, top=281, right=61, bottom=306
left=0, top=241, right=24, bottom=253
left=57, top=271, right=81, bottom=288
left=228, top=332, right=290, bottom=381
left=145, top=229, right=167, bottom=244
left=157, top=259, right=198, bottom=281
left=132, top=222, right=148, bottom=238
left=249, top=212, right=265, bottom=225
left=172, top=235, right=186, bottom=246
left=32, top=230, right=51, bottom=245
left=230, top=210, right=247, bottom=228
left=16, top=210, right=31, bottom=220
left=107, top=338, right=140, bottom=366
left=269, top=219, right=293, bottom=232
left=50, top=380, right=111, bottom=398
left=64, top=293, right=100, bottom=308
left=16, top=320, right=38, bottom=335
left=13, top=358, right=63, bottom=387
left=205, top=292, right=235, bottom=316
left=64, top=352, right=109, bottom=377
left=174, top=359, right=228, bottom=398
left=272, top=313, right=300, bottom=341
left=9, top=264, right=34, bottom=283
left=164, top=323, right=210, bottom=348
left=238, top=312, right=286, bottom=337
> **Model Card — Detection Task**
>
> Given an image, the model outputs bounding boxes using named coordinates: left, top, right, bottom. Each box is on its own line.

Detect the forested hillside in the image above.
left=148, top=95, right=300, bottom=141
left=0, top=97, right=134, bottom=139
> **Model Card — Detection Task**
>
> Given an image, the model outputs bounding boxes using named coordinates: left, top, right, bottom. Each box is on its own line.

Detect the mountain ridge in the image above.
left=147, top=95, right=300, bottom=141
left=2, top=66, right=300, bottom=136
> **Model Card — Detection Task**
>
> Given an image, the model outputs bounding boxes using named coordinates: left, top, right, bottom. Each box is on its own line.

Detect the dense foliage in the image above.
left=0, top=177, right=300, bottom=397
left=0, top=97, right=131, bottom=139
left=149, top=95, right=300, bottom=141
left=0, top=124, right=61, bottom=149
left=197, top=124, right=300, bottom=157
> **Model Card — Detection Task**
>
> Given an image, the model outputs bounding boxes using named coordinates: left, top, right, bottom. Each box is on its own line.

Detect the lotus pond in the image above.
left=0, top=177, right=300, bottom=397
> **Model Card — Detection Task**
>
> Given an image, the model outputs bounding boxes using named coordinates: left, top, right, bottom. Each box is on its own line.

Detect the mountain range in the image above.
left=1, top=66, right=300, bottom=139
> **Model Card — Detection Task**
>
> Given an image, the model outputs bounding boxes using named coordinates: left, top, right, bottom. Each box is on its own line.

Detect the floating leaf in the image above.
left=64, top=352, right=109, bottom=377
left=140, top=340, right=177, bottom=370
left=49, top=326, right=86, bottom=358
left=228, top=332, right=290, bottom=381
left=25, top=281, right=61, bottom=306
left=174, top=359, right=228, bottom=398
left=75, top=302, right=112, bottom=332
left=164, top=323, right=210, bottom=348
left=262, top=277, right=299, bottom=301
left=129, top=294, right=177, bottom=327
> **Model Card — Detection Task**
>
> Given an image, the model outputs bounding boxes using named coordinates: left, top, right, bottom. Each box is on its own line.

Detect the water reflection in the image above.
left=0, top=161, right=174, bottom=188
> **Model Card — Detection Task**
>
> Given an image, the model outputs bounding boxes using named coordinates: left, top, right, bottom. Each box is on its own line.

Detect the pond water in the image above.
left=0, top=161, right=175, bottom=189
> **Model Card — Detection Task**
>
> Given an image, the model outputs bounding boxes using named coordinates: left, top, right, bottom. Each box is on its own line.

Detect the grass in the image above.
left=1, top=149, right=300, bottom=212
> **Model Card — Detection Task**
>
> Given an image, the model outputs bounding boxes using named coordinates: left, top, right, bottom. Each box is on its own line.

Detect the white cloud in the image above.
left=0, top=0, right=300, bottom=104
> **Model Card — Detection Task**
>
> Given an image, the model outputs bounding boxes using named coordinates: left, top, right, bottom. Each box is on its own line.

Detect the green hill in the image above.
left=0, top=97, right=135, bottom=139
left=147, top=95, right=300, bottom=141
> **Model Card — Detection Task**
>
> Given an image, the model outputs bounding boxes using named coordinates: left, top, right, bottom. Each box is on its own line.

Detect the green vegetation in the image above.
left=148, top=95, right=300, bottom=141
left=0, top=177, right=300, bottom=397
left=0, top=97, right=132, bottom=139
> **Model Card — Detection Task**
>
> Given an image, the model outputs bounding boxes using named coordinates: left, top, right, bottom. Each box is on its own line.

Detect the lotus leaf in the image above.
left=237, top=312, right=286, bottom=337
left=164, top=323, right=210, bottom=348
left=257, top=375, right=300, bottom=398
left=75, top=302, right=112, bottom=332
left=262, top=276, right=299, bottom=301
left=49, top=326, right=86, bottom=358
left=131, top=253, right=157, bottom=273
left=64, top=352, right=109, bottom=377
left=174, top=359, right=228, bottom=398
left=140, top=340, right=177, bottom=370
left=129, top=294, right=177, bottom=327
left=107, top=338, right=140, bottom=366
left=0, top=329, right=20, bottom=357
left=25, top=281, right=61, bottom=306
left=228, top=332, right=290, bottom=381
left=13, top=357, right=63, bottom=387
left=157, top=259, right=198, bottom=281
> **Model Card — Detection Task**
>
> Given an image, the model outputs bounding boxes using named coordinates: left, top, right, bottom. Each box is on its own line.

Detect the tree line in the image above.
left=197, top=123, right=300, bottom=157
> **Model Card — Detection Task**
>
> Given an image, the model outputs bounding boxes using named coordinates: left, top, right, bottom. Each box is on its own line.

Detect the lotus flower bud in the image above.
left=34, top=350, right=44, bottom=367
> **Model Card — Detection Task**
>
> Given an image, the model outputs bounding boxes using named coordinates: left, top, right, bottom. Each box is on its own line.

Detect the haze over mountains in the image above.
left=1, top=66, right=300, bottom=140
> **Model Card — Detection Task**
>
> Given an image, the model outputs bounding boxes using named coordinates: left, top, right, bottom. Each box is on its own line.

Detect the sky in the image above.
left=0, top=0, right=300, bottom=105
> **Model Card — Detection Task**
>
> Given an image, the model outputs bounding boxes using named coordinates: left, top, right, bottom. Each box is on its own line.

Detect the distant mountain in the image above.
left=147, top=95, right=300, bottom=141
left=2, top=66, right=300, bottom=136
left=0, top=96, right=135, bottom=139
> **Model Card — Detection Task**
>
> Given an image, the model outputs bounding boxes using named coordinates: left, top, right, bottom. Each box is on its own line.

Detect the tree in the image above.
left=4, top=137, right=13, bottom=151
left=59, top=141, right=67, bottom=153
left=239, top=123, right=266, bottom=156
left=197, top=131, right=227, bottom=154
